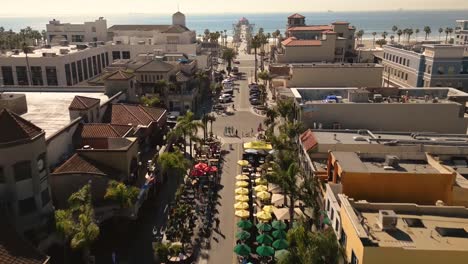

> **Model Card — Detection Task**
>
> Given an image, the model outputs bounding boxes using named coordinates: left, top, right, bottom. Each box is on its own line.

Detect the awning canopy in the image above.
left=243, top=141, right=273, bottom=150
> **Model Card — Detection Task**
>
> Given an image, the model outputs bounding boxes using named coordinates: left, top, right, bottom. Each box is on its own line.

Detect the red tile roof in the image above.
left=300, top=130, right=318, bottom=151
left=0, top=217, right=49, bottom=264
left=288, top=25, right=333, bottom=31
left=281, top=37, right=322, bottom=47
left=323, top=30, right=337, bottom=34
left=53, top=153, right=117, bottom=176
left=104, top=70, right=134, bottom=81
left=0, top=109, right=43, bottom=144
left=288, top=13, right=305, bottom=19
left=110, top=104, right=166, bottom=127
left=79, top=124, right=132, bottom=139
left=68, top=96, right=100, bottom=111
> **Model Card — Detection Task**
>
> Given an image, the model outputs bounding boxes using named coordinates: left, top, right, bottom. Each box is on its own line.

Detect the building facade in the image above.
left=455, top=20, right=468, bottom=46
left=0, top=109, right=54, bottom=244
left=46, top=17, right=108, bottom=43
left=382, top=44, right=468, bottom=90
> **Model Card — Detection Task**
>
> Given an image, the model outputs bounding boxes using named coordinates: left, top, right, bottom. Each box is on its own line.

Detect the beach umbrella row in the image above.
left=237, top=219, right=253, bottom=229
left=235, top=194, right=249, bottom=202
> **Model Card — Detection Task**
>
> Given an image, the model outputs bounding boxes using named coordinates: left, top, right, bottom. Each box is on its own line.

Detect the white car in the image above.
left=222, top=79, right=233, bottom=84
left=219, top=94, right=232, bottom=103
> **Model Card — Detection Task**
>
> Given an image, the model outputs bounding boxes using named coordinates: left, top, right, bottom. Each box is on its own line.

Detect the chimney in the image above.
left=378, top=210, right=398, bottom=231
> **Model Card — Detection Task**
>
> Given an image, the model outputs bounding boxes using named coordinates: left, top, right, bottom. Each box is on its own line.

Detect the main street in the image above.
left=197, top=40, right=265, bottom=264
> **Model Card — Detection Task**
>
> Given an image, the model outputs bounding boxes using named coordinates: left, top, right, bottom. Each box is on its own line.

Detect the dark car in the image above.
left=213, top=104, right=225, bottom=111
left=249, top=89, right=260, bottom=95
left=250, top=98, right=262, bottom=105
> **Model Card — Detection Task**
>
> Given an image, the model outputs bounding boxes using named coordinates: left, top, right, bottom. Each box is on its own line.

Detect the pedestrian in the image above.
left=215, top=218, right=220, bottom=229
left=235, top=129, right=238, bottom=137
left=251, top=128, right=254, bottom=134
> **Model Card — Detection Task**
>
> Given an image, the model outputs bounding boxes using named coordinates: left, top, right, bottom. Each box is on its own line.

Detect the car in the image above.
left=213, top=104, right=225, bottom=111
left=223, top=89, right=234, bottom=95
left=248, top=83, right=258, bottom=89
left=233, top=60, right=240, bottom=64
left=250, top=98, right=262, bottom=105
left=222, top=79, right=233, bottom=84
left=250, top=89, right=260, bottom=95
left=219, top=94, right=232, bottom=103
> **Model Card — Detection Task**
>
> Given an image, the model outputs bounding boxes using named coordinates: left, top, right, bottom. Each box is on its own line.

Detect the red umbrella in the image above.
left=209, top=166, right=218, bottom=173
left=194, top=162, right=209, bottom=171
left=191, top=170, right=204, bottom=176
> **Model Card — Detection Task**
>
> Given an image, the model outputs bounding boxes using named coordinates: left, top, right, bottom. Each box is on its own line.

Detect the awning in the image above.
left=243, top=141, right=273, bottom=150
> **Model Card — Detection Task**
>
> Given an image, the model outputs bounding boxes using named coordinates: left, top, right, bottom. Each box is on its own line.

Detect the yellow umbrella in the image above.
left=234, top=202, right=249, bottom=210
left=237, top=160, right=249, bottom=166
left=256, top=191, right=271, bottom=200
left=256, top=211, right=273, bottom=221
left=255, top=178, right=268, bottom=185
left=236, top=174, right=250, bottom=180
left=254, top=185, right=268, bottom=192
left=236, top=181, right=249, bottom=187
left=243, top=141, right=273, bottom=150
left=235, top=195, right=249, bottom=202
left=235, top=187, right=249, bottom=195
left=262, top=205, right=277, bottom=214
left=235, top=209, right=250, bottom=218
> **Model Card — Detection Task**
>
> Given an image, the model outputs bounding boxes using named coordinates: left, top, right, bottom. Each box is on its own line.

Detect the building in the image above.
left=292, top=87, right=468, bottom=133
left=74, top=123, right=133, bottom=149
left=270, top=63, right=383, bottom=88
left=68, top=95, right=101, bottom=123
left=382, top=44, right=468, bottom=90
left=455, top=20, right=468, bottom=46
left=0, top=109, right=54, bottom=244
left=339, top=196, right=468, bottom=264
left=46, top=17, right=108, bottom=43
left=273, top=14, right=356, bottom=63
left=109, top=12, right=196, bottom=47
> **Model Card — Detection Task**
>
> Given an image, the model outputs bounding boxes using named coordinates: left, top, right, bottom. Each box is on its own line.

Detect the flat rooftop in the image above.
left=289, top=63, right=382, bottom=69
left=342, top=196, right=468, bottom=251
left=11, top=92, right=109, bottom=138
left=2, top=44, right=107, bottom=58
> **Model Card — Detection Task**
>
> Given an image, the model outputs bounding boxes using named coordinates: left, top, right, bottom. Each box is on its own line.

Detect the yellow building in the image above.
left=339, top=195, right=468, bottom=264
left=327, top=151, right=456, bottom=205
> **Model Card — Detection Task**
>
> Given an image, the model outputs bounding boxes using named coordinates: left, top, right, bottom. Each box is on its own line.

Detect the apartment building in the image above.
left=274, top=13, right=356, bottom=63
left=382, top=44, right=468, bottom=90
left=455, top=20, right=468, bottom=46
left=46, top=17, right=108, bottom=43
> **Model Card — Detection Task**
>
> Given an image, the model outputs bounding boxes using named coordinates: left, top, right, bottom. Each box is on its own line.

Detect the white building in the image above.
left=455, top=20, right=468, bottom=46
left=46, top=17, right=108, bottom=43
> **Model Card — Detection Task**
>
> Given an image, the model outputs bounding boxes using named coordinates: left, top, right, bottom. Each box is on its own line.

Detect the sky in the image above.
left=1, top=0, right=467, bottom=16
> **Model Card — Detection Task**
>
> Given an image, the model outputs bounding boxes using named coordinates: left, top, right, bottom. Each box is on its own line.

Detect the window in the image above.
left=41, top=189, right=50, bottom=207
left=65, top=64, right=72, bottom=86
left=13, top=161, right=31, bottom=181
left=105, top=52, right=109, bottom=66
left=448, top=66, right=455, bottom=74
left=45, top=67, right=58, bottom=86
left=71, top=62, right=77, bottom=84
left=91, top=26, right=96, bottom=32
left=77, top=61, right=83, bottom=82
left=92, top=56, right=97, bottom=75
left=1, top=66, right=14, bottom=85
left=335, top=220, right=340, bottom=232
left=71, top=35, right=84, bottom=42
left=16, top=66, right=29, bottom=85
left=407, top=60, right=410, bottom=66
left=331, top=209, right=335, bottom=220
left=82, top=59, right=88, bottom=80
left=403, top=218, right=425, bottom=228
left=427, top=65, right=432, bottom=74
left=0, top=167, right=4, bottom=183
left=339, top=229, right=347, bottom=246
left=97, top=54, right=102, bottom=74
left=351, top=250, right=359, bottom=264
left=19, top=197, right=36, bottom=216
left=31, top=66, right=43, bottom=85
left=399, top=57, right=402, bottom=64
left=122, top=51, right=130, bottom=59
left=435, top=227, right=467, bottom=238
left=87, top=57, right=93, bottom=77
left=437, top=66, right=445, bottom=75
left=101, top=53, right=106, bottom=68
left=405, top=73, right=408, bottom=80
left=112, top=51, right=121, bottom=60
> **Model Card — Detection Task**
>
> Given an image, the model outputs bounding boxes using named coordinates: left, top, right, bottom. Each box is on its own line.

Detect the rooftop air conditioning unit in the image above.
left=97, top=41, right=105, bottom=45
left=59, top=49, right=69, bottom=55
left=378, top=210, right=398, bottom=230
left=42, top=52, right=56, bottom=57
left=89, top=42, right=97, bottom=47
left=385, top=155, right=399, bottom=168
left=115, top=40, right=122, bottom=45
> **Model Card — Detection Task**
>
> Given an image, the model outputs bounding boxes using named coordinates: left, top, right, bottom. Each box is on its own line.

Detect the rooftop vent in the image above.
left=42, top=52, right=56, bottom=57
left=385, top=155, right=399, bottom=168
left=403, top=218, right=425, bottom=228
left=76, top=44, right=88, bottom=50
left=378, top=210, right=398, bottom=231
left=59, top=49, right=69, bottom=55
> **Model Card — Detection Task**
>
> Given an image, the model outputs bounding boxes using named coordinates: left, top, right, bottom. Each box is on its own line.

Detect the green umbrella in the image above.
left=234, top=244, right=251, bottom=256
left=236, top=230, right=251, bottom=240
left=256, top=234, right=273, bottom=244
left=237, top=219, right=253, bottom=229
left=272, top=239, right=289, bottom=250
left=274, top=249, right=290, bottom=260
left=256, top=245, right=275, bottom=257
left=256, top=222, right=272, bottom=232
left=272, top=220, right=287, bottom=230
left=272, top=229, right=287, bottom=239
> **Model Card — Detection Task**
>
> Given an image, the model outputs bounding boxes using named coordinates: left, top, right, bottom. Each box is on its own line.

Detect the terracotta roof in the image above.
left=53, top=153, right=116, bottom=176
left=135, top=60, right=175, bottom=73
left=300, top=130, right=318, bottom=151
left=176, top=71, right=191, bottom=82
left=323, top=30, right=337, bottom=34
left=0, top=109, right=43, bottom=144
left=104, top=70, right=134, bottom=81
left=110, top=104, right=166, bottom=127
left=79, top=123, right=132, bottom=139
left=281, top=37, right=322, bottom=47
left=68, top=96, right=100, bottom=111
left=108, top=25, right=172, bottom=32
left=288, top=25, right=333, bottom=31
left=0, top=217, right=49, bottom=264
left=288, top=13, right=305, bottom=19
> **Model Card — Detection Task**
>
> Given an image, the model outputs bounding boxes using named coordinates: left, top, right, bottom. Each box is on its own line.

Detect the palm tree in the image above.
left=356, top=30, right=364, bottom=45
left=390, top=35, right=395, bottom=43
left=371, top=32, right=377, bottom=48
left=424, top=26, right=431, bottom=40
left=444, top=27, right=450, bottom=43
left=264, top=107, right=279, bottom=138
left=104, top=180, right=139, bottom=209
left=140, top=95, right=161, bottom=107
left=203, top=29, right=210, bottom=42
left=276, top=98, right=296, bottom=122
left=397, top=29, right=403, bottom=43
left=251, top=35, right=261, bottom=82
left=439, top=27, right=444, bottom=40
left=206, top=114, right=216, bottom=137
left=448, top=27, right=454, bottom=42
left=221, top=47, right=237, bottom=75
left=415, top=28, right=420, bottom=40
left=392, top=25, right=398, bottom=35
left=177, top=111, right=203, bottom=158
left=381, top=31, right=388, bottom=40
left=22, top=42, right=32, bottom=86
left=406, top=28, right=414, bottom=43
left=158, top=149, right=191, bottom=183
left=55, top=184, right=100, bottom=264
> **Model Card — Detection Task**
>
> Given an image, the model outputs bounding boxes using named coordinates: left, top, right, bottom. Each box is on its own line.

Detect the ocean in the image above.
left=0, top=10, right=467, bottom=40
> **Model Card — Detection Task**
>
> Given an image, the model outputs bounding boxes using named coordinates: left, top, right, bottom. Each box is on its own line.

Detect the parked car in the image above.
left=249, top=83, right=259, bottom=89
left=250, top=89, right=260, bottom=95
left=250, top=98, right=261, bottom=105
left=219, top=94, right=233, bottom=103
left=233, top=60, right=240, bottom=64
left=167, top=111, right=180, bottom=127
left=223, top=89, right=234, bottom=95
left=213, top=104, right=225, bottom=111
left=222, top=79, right=233, bottom=84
